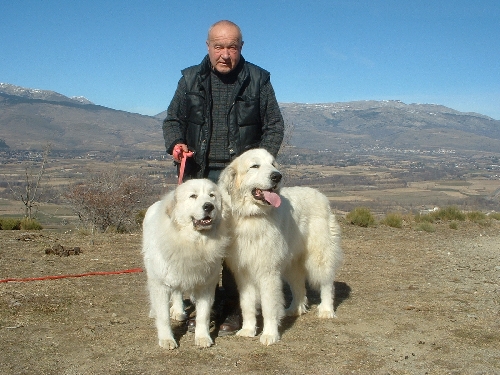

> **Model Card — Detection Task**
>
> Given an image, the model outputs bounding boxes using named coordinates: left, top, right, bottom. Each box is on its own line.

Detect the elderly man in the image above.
left=162, top=20, right=284, bottom=335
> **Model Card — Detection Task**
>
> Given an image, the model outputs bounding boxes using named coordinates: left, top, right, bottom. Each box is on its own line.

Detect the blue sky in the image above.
left=1, top=1, right=499, bottom=119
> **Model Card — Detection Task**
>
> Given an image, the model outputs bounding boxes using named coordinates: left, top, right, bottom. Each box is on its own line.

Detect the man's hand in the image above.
left=172, top=144, right=189, bottom=162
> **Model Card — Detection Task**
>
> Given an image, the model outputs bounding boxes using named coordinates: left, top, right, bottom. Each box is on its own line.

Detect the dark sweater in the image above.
left=208, top=69, right=237, bottom=168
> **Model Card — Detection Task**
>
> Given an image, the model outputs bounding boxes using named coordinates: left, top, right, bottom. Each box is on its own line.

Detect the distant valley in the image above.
left=1, top=83, right=499, bottom=158
left=1, top=83, right=499, bottom=216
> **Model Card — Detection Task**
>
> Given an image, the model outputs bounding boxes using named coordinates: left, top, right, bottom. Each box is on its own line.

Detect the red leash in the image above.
left=173, top=145, right=194, bottom=184
left=2, top=147, right=194, bottom=284
left=0, top=268, right=143, bottom=283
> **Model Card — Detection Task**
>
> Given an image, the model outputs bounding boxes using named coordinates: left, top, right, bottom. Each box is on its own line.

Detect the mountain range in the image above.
left=0, top=83, right=161, bottom=154
left=1, top=83, right=499, bottom=155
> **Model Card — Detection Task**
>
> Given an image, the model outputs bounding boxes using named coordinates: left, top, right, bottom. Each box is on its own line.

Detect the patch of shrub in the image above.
left=20, top=218, right=43, bottom=230
left=449, top=221, right=458, bottom=230
left=0, top=218, right=22, bottom=230
left=465, top=211, right=492, bottom=227
left=414, top=212, right=435, bottom=223
left=432, top=206, right=466, bottom=221
left=104, top=225, right=128, bottom=234
left=477, top=220, right=492, bottom=228
left=346, top=207, right=376, bottom=227
left=380, top=212, right=403, bottom=228
left=75, top=227, right=92, bottom=237
left=135, top=209, right=147, bottom=226
left=488, top=212, right=500, bottom=220
left=466, top=211, right=487, bottom=223
left=416, top=222, right=436, bottom=233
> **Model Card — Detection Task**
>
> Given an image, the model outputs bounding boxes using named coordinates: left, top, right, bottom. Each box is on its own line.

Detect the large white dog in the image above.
left=142, top=179, right=230, bottom=349
left=218, top=149, right=343, bottom=345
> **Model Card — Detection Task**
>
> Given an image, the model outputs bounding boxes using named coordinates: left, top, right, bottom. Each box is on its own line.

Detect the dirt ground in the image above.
left=1, top=220, right=499, bottom=375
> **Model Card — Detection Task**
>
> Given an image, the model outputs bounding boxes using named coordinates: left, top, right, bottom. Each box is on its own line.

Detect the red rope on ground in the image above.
left=0, top=268, right=143, bottom=283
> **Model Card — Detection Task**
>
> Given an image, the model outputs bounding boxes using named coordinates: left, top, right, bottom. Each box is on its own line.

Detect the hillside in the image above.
left=280, top=101, right=500, bottom=153
left=1, top=83, right=500, bottom=155
left=0, top=84, right=163, bottom=155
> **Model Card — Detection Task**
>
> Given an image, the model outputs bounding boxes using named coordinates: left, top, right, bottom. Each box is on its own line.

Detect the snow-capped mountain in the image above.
left=0, top=83, right=94, bottom=105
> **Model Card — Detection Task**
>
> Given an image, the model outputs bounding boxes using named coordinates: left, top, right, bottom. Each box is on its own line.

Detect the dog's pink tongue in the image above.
left=263, top=191, right=281, bottom=207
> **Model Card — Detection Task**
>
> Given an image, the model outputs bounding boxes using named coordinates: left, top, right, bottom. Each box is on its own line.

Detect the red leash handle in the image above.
left=173, top=145, right=194, bottom=185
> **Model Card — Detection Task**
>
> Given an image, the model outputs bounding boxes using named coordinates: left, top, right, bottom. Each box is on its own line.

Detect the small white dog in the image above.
left=142, top=179, right=230, bottom=349
left=219, top=149, right=343, bottom=345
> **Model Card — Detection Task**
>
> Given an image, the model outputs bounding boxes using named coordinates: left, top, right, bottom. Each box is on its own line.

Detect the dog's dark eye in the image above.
left=250, top=164, right=260, bottom=169
left=190, top=194, right=197, bottom=199
left=209, top=193, right=215, bottom=198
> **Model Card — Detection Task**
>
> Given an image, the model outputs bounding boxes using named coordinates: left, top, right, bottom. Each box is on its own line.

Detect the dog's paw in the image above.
left=158, top=338, right=178, bottom=350
left=169, top=304, right=187, bottom=321
left=285, top=304, right=308, bottom=316
left=260, top=333, right=280, bottom=346
left=317, top=307, right=336, bottom=319
left=170, top=311, right=187, bottom=321
left=236, top=328, right=256, bottom=337
left=195, top=335, right=214, bottom=348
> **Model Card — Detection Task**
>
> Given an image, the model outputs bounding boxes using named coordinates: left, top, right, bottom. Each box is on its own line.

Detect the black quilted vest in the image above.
left=181, top=55, right=270, bottom=177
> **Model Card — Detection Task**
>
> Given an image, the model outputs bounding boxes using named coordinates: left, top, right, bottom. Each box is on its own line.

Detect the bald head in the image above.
left=207, top=20, right=243, bottom=45
left=206, top=20, right=244, bottom=74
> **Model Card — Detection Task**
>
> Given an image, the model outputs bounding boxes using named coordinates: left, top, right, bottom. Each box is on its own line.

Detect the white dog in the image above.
left=142, top=179, right=230, bottom=349
left=218, top=149, right=343, bottom=345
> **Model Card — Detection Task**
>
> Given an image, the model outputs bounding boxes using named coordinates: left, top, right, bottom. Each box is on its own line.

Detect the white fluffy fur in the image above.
left=218, top=149, right=343, bottom=346
left=142, top=179, right=230, bottom=349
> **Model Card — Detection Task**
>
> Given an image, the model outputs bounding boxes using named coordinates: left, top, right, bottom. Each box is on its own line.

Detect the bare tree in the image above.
left=65, top=169, right=154, bottom=232
left=8, top=144, right=51, bottom=219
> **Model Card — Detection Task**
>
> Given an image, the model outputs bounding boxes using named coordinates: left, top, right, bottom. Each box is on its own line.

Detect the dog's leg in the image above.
left=236, top=277, right=258, bottom=337
left=283, top=261, right=308, bottom=316
left=258, top=274, right=284, bottom=345
left=306, top=267, right=336, bottom=318
left=148, top=307, right=156, bottom=318
left=148, top=278, right=177, bottom=349
left=192, top=285, right=215, bottom=348
left=307, top=217, right=340, bottom=319
left=317, top=282, right=336, bottom=318
left=170, top=290, right=187, bottom=321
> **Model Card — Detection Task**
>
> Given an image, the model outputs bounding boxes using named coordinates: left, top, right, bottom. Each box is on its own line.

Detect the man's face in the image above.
left=206, top=23, right=243, bottom=74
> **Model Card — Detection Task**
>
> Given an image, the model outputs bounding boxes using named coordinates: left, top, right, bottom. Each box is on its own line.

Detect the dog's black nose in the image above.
left=202, top=202, right=215, bottom=212
left=270, top=171, right=282, bottom=183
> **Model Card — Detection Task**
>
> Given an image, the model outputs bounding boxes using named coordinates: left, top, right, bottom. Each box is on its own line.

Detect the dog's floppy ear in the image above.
left=220, top=193, right=231, bottom=220
left=218, top=165, right=236, bottom=193
left=163, top=190, right=176, bottom=217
